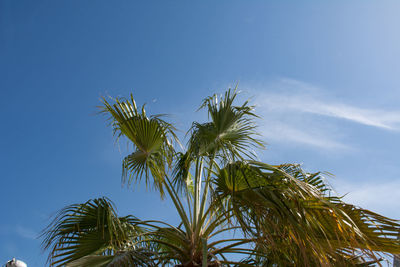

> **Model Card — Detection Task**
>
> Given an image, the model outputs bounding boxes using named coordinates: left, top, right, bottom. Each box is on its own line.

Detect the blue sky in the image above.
left=1, top=1, right=400, bottom=265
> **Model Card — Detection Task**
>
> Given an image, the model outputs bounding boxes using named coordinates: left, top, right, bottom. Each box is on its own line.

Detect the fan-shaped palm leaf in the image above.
left=101, top=95, right=178, bottom=195
left=188, top=88, right=264, bottom=161
left=41, top=197, right=146, bottom=266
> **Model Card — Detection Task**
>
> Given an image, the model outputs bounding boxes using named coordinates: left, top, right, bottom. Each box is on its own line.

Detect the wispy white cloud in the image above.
left=333, top=178, right=400, bottom=219
left=253, top=78, right=400, bottom=130
left=259, top=95, right=400, bottom=130
left=240, top=78, right=400, bottom=150
left=258, top=120, right=348, bottom=150
left=15, top=225, right=37, bottom=240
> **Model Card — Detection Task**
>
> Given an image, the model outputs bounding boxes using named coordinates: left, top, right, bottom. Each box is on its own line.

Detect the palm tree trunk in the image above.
left=202, top=237, right=207, bottom=267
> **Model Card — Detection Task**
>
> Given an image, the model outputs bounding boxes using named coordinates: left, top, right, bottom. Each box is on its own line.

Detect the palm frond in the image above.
left=212, top=161, right=400, bottom=266
left=41, top=197, right=144, bottom=267
left=188, top=88, right=264, bottom=160
left=101, top=95, right=178, bottom=196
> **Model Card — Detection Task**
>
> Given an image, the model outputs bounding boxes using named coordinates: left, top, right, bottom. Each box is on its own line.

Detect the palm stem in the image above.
left=193, top=158, right=203, bottom=229
left=197, top=156, right=215, bottom=229
left=163, top=177, right=192, bottom=236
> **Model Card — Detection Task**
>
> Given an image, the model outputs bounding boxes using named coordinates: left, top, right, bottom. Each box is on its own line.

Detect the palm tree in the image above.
left=42, top=88, right=400, bottom=266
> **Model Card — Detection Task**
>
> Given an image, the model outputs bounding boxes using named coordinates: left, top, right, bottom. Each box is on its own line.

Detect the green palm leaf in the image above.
left=101, top=95, right=177, bottom=195
left=188, top=88, right=264, bottom=160
left=41, top=197, right=145, bottom=267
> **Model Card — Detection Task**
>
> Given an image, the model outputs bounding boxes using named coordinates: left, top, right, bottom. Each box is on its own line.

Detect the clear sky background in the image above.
left=1, top=1, right=400, bottom=266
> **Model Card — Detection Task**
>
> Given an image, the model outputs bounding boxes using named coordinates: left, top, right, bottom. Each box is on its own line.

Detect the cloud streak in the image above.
left=258, top=120, right=348, bottom=150
left=15, top=225, right=37, bottom=240
left=257, top=91, right=400, bottom=130
left=241, top=78, right=400, bottom=150
left=333, top=178, right=400, bottom=219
